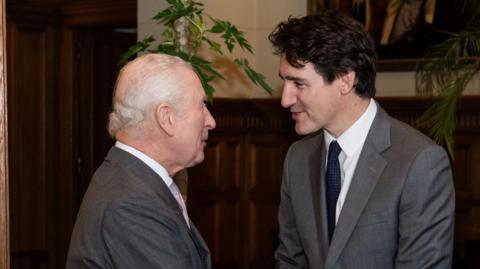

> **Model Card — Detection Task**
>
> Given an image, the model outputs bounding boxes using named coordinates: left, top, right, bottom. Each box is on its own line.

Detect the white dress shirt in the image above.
left=115, top=141, right=190, bottom=228
left=324, top=99, right=377, bottom=223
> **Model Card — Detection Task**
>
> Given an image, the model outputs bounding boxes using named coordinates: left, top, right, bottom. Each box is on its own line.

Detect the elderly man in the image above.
left=66, top=53, right=215, bottom=269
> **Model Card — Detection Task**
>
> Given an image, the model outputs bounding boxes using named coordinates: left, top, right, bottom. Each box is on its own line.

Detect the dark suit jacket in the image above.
left=275, top=105, right=455, bottom=269
left=66, top=147, right=211, bottom=269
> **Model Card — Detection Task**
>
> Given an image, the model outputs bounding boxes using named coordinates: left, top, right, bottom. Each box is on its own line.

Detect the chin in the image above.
left=187, top=154, right=205, bottom=168
left=295, top=124, right=319, bottom=135
left=294, top=125, right=310, bottom=135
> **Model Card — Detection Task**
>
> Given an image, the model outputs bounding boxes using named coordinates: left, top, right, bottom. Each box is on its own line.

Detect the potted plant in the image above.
left=121, top=0, right=272, bottom=102
left=121, top=0, right=274, bottom=197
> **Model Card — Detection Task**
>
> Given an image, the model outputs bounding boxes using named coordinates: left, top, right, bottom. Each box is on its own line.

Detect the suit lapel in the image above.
left=308, top=134, right=330, bottom=261
left=106, top=147, right=197, bottom=229
left=325, top=106, right=391, bottom=267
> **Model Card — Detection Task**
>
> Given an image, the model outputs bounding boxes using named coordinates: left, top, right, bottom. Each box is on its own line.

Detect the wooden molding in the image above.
left=377, top=96, right=480, bottom=132
left=0, top=0, right=9, bottom=266
left=7, top=0, right=136, bottom=27
left=62, top=0, right=136, bottom=27
left=209, top=99, right=294, bottom=132
left=6, top=1, right=61, bottom=25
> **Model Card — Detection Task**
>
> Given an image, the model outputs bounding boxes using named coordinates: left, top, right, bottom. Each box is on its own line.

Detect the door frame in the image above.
left=0, top=0, right=10, bottom=266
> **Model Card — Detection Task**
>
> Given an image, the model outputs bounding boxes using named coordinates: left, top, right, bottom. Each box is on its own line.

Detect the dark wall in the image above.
left=6, top=1, right=136, bottom=268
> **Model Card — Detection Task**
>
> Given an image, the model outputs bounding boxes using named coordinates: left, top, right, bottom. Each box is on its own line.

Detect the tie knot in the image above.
left=328, top=141, right=342, bottom=158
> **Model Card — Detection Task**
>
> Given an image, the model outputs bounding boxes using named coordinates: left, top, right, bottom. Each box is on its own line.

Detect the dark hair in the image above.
left=269, top=10, right=377, bottom=97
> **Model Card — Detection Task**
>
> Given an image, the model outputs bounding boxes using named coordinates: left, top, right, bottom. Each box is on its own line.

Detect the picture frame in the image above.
left=307, top=0, right=470, bottom=71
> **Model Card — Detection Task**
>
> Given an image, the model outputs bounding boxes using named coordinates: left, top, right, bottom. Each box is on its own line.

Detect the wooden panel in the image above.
left=247, top=135, right=290, bottom=269
left=7, top=21, right=59, bottom=269
left=248, top=202, right=278, bottom=269
left=6, top=1, right=61, bottom=25
left=73, top=28, right=136, bottom=213
left=189, top=135, right=243, bottom=268
left=58, top=27, right=75, bottom=269
left=248, top=136, right=287, bottom=193
left=189, top=100, right=298, bottom=269
left=0, top=0, right=9, bottom=266
left=63, top=0, right=136, bottom=26
left=8, top=23, right=47, bottom=250
left=5, top=1, right=137, bottom=268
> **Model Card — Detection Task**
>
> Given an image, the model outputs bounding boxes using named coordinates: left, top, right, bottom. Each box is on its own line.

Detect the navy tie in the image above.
left=326, top=141, right=342, bottom=242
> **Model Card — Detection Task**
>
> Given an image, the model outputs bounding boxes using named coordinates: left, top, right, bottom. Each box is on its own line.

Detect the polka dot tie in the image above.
left=326, top=141, right=342, bottom=242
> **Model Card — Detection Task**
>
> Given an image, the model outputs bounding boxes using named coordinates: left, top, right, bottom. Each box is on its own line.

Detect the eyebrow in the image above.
left=278, top=73, right=307, bottom=83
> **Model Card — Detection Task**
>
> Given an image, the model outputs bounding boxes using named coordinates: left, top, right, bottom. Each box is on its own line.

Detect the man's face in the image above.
left=174, top=70, right=216, bottom=168
left=279, top=55, right=344, bottom=135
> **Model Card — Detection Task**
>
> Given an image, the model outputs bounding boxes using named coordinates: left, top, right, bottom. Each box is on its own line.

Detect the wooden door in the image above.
left=72, top=27, right=136, bottom=211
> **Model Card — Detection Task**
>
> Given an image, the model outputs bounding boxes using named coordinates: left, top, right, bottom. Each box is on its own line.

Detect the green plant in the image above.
left=416, top=0, right=480, bottom=157
left=121, top=0, right=272, bottom=101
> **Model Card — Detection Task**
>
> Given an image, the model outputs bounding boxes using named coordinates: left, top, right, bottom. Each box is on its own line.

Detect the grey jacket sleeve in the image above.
left=395, top=145, right=455, bottom=269
left=275, top=151, right=308, bottom=269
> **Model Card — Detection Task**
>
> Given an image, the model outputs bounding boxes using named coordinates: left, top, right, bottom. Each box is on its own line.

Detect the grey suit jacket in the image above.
left=275, top=105, right=455, bottom=269
left=66, top=147, right=211, bottom=269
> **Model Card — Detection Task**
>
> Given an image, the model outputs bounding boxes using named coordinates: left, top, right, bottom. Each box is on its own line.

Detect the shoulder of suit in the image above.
left=287, top=131, right=323, bottom=155
left=388, top=116, right=435, bottom=146
left=385, top=115, right=446, bottom=160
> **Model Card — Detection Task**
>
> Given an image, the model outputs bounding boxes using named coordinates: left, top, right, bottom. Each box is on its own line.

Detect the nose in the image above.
left=281, top=83, right=296, bottom=108
left=205, top=108, right=216, bottom=130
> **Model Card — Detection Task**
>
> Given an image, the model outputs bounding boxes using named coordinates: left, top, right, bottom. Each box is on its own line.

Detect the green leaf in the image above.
left=119, top=35, right=155, bottom=64
left=234, top=59, right=273, bottom=94
left=191, top=64, right=216, bottom=102
left=209, top=23, right=225, bottom=33
left=189, top=55, right=225, bottom=80
left=203, top=37, right=223, bottom=55
left=153, top=0, right=204, bottom=26
left=415, top=5, right=480, bottom=157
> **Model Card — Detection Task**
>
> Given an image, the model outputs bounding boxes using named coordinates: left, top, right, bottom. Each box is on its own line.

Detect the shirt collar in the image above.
left=324, top=99, right=377, bottom=157
left=115, top=141, right=173, bottom=187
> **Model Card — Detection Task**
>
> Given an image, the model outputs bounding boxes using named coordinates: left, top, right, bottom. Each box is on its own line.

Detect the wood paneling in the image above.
left=189, top=135, right=243, bottom=269
left=57, top=27, right=75, bottom=268
left=7, top=20, right=60, bottom=269
left=62, top=0, right=136, bottom=26
left=188, top=97, right=480, bottom=269
left=0, top=0, right=9, bottom=266
left=73, top=28, right=136, bottom=212
left=188, top=100, right=299, bottom=269
left=6, top=0, right=136, bottom=268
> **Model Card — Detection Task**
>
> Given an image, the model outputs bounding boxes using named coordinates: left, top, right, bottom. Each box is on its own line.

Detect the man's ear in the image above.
left=155, top=103, right=175, bottom=136
left=339, top=70, right=356, bottom=95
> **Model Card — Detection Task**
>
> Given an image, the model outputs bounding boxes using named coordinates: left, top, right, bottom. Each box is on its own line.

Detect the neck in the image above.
left=116, top=133, right=182, bottom=177
left=326, top=96, right=370, bottom=138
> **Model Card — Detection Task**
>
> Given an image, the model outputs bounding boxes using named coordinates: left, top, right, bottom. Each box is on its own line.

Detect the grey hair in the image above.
left=108, top=53, right=194, bottom=137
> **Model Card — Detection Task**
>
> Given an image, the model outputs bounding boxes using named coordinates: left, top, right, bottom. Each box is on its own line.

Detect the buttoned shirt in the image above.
left=324, top=99, right=377, bottom=223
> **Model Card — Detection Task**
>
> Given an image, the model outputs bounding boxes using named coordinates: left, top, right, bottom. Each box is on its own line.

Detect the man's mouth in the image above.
left=291, top=111, right=302, bottom=120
